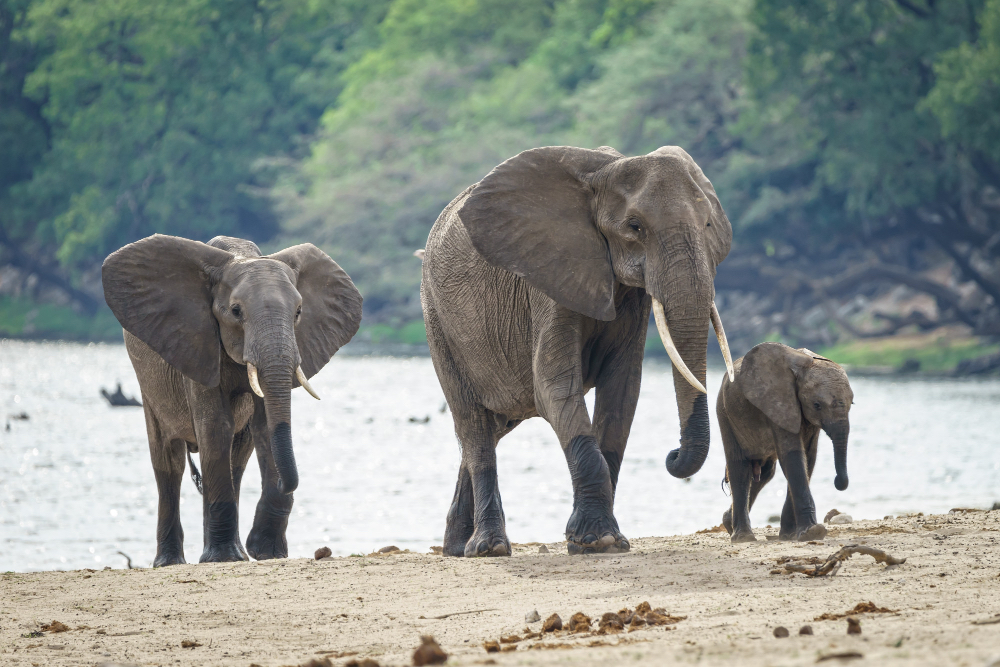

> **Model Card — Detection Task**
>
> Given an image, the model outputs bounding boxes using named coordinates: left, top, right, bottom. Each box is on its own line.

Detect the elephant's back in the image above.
left=422, top=186, right=536, bottom=414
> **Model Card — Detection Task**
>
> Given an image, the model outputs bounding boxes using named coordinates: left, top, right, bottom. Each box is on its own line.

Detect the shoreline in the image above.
left=4, top=511, right=1000, bottom=666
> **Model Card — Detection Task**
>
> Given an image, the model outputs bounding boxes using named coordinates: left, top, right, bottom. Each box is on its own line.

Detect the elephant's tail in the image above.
left=186, top=448, right=203, bottom=495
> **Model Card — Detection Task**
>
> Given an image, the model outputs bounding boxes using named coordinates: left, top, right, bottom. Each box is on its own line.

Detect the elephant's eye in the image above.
left=628, top=220, right=642, bottom=233
left=231, top=304, right=243, bottom=318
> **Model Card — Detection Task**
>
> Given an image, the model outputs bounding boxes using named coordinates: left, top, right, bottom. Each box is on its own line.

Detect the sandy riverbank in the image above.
left=4, top=511, right=1000, bottom=667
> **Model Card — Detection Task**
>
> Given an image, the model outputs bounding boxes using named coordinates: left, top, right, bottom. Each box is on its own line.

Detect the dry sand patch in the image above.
left=3, top=511, right=1000, bottom=666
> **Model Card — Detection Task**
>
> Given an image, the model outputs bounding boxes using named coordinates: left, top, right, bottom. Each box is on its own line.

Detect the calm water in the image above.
left=2, top=339, right=999, bottom=572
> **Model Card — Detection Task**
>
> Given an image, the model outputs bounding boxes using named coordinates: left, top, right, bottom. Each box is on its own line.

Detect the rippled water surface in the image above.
left=2, top=339, right=999, bottom=571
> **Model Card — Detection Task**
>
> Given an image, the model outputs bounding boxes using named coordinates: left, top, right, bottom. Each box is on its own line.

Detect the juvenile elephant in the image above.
left=102, top=235, right=362, bottom=566
left=719, top=342, right=852, bottom=543
left=421, top=145, right=735, bottom=557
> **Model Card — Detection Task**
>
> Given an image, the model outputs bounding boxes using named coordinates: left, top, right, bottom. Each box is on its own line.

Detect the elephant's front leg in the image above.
left=246, top=406, right=293, bottom=560
left=187, top=385, right=247, bottom=563
left=777, top=442, right=827, bottom=541
left=535, top=331, right=626, bottom=555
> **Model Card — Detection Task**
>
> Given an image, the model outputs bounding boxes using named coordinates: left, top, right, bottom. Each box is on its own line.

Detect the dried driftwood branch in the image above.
left=782, top=544, right=906, bottom=577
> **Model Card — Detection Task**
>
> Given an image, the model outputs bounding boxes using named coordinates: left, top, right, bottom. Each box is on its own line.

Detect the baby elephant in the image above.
left=718, top=342, right=852, bottom=543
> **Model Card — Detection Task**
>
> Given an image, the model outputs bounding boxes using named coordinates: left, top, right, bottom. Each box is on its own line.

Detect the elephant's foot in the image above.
left=730, top=529, right=757, bottom=543
left=153, top=548, right=186, bottom=568
left=199, top=540, right=248, bottom=563
left=722, top=509, right=734, bottom=535
left=565, top=506, right=630, bottom=555
left=246, top=524, right=289, bottom=560
left=463, top=522, right=511, bottom=557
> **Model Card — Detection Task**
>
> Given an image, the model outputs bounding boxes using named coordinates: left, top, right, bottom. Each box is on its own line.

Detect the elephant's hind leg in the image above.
left=454, top=407, right=510, bottom=558
left=148, top=413, right=188, bottom=567
left=443, top=464, right=475, bottom=556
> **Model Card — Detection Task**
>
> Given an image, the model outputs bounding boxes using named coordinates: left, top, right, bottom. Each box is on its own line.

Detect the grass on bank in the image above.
left=818, top=333, right=1000, bottom=372
left=0, top=297, right=121, bottom=341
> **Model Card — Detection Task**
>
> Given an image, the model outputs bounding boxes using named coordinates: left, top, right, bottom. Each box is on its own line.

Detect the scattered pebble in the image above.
left=525, top=610, right=541, bottom=623
left=412, top=635, right=447, bottom=666
left=314, top=547, right=332, bottom=560
left=542, top=613, right=563, bottom=633
left=538, top=545, right=549, bottom=554
left=824, top=509, right=841, bottom=523
left=830, top=514, right=854, bottom=525
left=773, top=626, right=789, bottom=638
left=799, top=625, right=814, bottom=635
left=846, top=617, right=862, bottom=635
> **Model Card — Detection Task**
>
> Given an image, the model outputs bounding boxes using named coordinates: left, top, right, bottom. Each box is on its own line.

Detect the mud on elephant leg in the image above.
left=151, top=437, right=188, bottom=567
left=564, top=436, right=629, bottom=554
left=443, top=464, right=475, bottom=557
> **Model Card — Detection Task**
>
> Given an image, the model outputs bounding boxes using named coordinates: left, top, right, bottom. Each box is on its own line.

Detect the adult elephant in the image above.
left=103, top=235, right=362, bottom=566
left=421, top=145, right=735, bottom=557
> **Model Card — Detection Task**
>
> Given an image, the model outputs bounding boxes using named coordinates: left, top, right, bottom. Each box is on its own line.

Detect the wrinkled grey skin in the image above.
left=718, top=342, right=853, bottom=543
left=102, top=234, right=362, bottom=566
left=421, top=145, right=732, bottom=557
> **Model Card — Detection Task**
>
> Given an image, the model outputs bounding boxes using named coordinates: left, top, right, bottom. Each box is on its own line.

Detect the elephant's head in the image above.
left=736, top=343, right=853, bottom=491
left=457, top=145, right=734, bottom=479
left=102, top=234, right=363, bottom=494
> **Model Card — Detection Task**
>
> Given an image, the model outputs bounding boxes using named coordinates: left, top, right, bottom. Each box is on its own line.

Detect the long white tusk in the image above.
left=247, top=363, right=264, bottom=398
left=296, top=366, right=320, bottom=400
left=652, top=298, right=707, bottom=394
left=711, top=301, right=736, bottom=382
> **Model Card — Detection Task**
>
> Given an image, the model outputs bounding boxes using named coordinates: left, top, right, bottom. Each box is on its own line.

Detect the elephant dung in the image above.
left=846, top=617, right=862, bottom=635
left=824, top=509, right=842, bottom=523
left=483, top=641, right=500, bottom=654
left=499, top=635, right=521, bottom=644
left=773, top=626, right=789, bottom=638
left=314, top=547, right=332, bottom=560
left=799, top=625, right=814, bottom=635
left=542, top=613, right=563, bottom=633
left=412, top=635, right=447, bottom=665
left=598, top=612, right=624, bottom=633
left=41, top=621, right=70, bottom=633
left=567, top=612, right=591, bottom=633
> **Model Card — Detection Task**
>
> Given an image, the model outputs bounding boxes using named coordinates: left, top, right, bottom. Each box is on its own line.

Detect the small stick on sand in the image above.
left=783, top=544, right=905, bottom=577
left=117, top=551, right=135, bottom=569
left=418, top=608, right=498, bottom=620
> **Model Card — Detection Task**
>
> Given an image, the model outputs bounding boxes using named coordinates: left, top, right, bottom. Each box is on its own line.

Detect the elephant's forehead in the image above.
left=609, top=156, right=704, bottom=203
left=222, top=258, right=296, bottom=286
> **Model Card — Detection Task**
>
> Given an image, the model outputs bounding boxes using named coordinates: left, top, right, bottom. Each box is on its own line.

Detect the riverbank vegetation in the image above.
left=2, top=0, right=999, bottom=369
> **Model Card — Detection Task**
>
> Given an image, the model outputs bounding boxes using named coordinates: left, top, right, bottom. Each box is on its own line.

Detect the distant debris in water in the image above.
left=101, top=383, right=141, bottom=407
left=117, top=551, right=135, bottom=569
left=9, top=411, right=29, bottom=420
left=408, top=415, right=430, bottom=424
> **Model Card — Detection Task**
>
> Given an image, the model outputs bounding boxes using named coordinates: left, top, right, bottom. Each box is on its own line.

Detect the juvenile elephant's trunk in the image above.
left=651, top=258, right=713, bottom=479
left=827, top=420, right=850, bottom=491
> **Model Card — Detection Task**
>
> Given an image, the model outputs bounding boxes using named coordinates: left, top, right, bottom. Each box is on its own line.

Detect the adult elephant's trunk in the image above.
left=650, top=259, right=716, bottom=479
left=826, top=420, right=850, bottom=491
left=247, top=336, right=299, bottom=495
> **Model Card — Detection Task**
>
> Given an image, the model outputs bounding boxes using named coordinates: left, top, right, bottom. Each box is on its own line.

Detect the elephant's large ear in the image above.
left=458, top=146, right=622, bottom=321
left=102, top=234, right=233, bottom=387
left=268, top=244, right=362, bottom=378
left=736, top=342, right=813, bottom=434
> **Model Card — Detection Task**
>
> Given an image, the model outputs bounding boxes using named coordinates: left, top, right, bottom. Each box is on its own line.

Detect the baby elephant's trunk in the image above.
left=826, top=420, right=850, bottom=491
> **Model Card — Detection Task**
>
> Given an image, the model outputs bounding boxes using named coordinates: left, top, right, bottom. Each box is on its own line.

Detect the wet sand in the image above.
left=4, top=511, right=1000, bottom=667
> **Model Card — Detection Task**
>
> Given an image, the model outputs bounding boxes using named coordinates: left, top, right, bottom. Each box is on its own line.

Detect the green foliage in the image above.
left=819, top=335, right=1000, bottom=372
left=0, top=297, right=121, bottom=340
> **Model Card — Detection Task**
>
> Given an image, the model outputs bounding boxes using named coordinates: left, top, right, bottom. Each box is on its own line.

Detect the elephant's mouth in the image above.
left=650, top=299, right=734, bottom=390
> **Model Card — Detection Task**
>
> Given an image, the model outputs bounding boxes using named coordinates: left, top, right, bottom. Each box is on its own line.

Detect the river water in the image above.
left=2, top=340, right=998, bottom=572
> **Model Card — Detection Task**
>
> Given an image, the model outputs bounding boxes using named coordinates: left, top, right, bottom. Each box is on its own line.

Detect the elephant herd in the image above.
left=101, top=145, right=853, bottom=566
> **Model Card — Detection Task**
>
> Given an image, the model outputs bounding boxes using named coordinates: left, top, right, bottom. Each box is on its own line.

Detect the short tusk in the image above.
left=296, top=366, right=320, bottom=400
left=711, top=301, right=735, bottom=382
left=652, top=298, right=707, bottom=394
left=247, top=363, right=264, bottom=398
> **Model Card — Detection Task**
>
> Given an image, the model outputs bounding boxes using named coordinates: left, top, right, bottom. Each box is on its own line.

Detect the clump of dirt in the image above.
left=314, top=547, right=332, bottom=560
left=846, top=617, right=862, bottom=635
left=542, top=613, right=563, bottom=632
left=824, top=509, right=841, bottom=522
left=344, top=659, right=379, bottom=667
left=378, top=546, right=400, bottom=554
left=41, top=621, right=69, bottom=633
left=181, top=640, right=202, bottom=648
left=773, top=626, right=789, bottom=638
left=299, top=659, right=334, bottom=667
left=529, top=642, right=574, bottom=650
left=567, top=612, right=591, bottom=633
left=799, top=625, right=814, bottom=635
left=483, top=641, right=500, bottom=653
left=412, top=635, right=447, bottom=666
left=428, top=546, right=443, bottom=555
left=499, top=634, right=521, bottom=644
left=696, top=524, right=727, bottom=534
left=815, top=601, right=897, bottom=621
